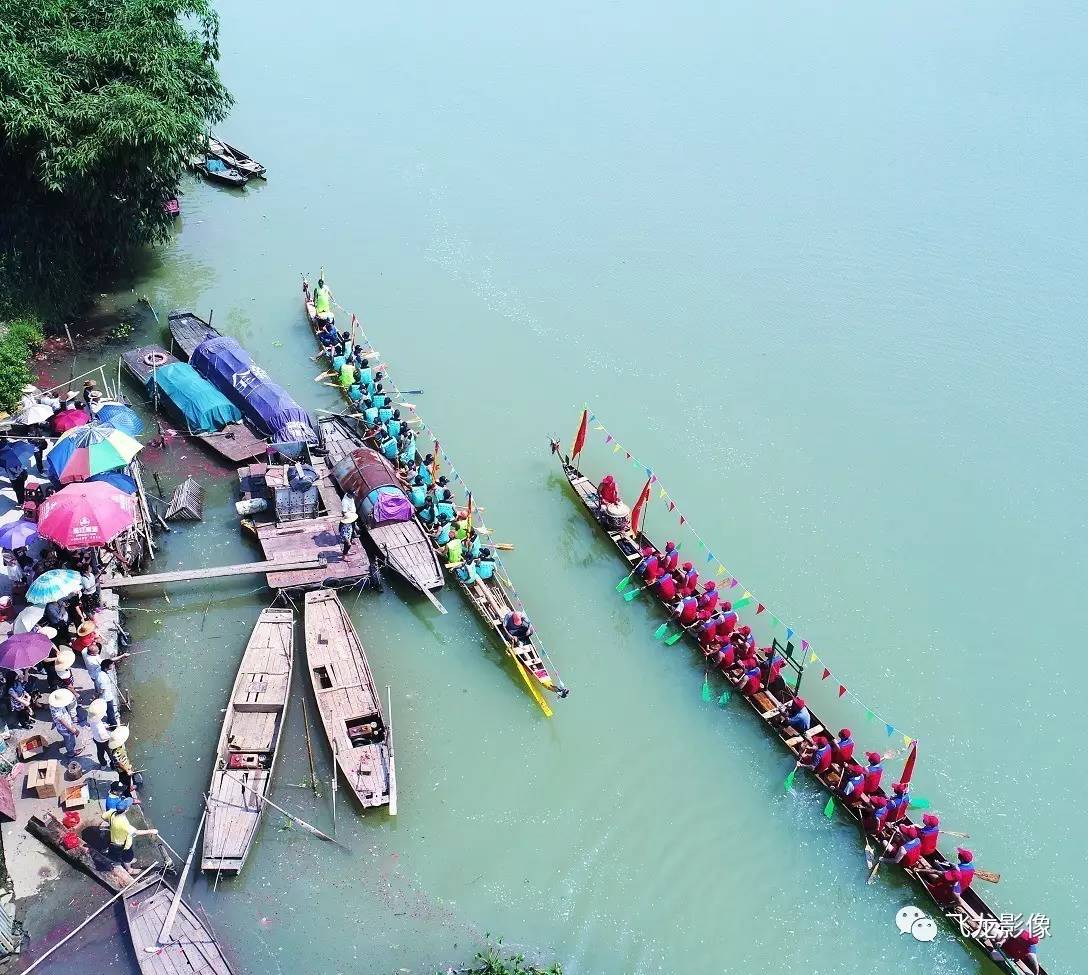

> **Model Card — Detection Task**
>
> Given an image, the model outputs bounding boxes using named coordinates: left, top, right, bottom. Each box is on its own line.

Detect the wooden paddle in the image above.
left=867, top=824, right=900, bottom=885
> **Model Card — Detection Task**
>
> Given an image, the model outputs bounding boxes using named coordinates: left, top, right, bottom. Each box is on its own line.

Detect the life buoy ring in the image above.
left=143, top=351, right=169, bottom=367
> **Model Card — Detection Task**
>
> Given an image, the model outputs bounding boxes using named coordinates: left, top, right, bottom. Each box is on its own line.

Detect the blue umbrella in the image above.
left=95, top=404, right=144, bottom=437
left=26, top=568, right=82, bottom=605
left=0, top=520, right=39, bottom=550
left=88, top=470, right=137, bottom=494
left=0, top=441, right=37, bottom=477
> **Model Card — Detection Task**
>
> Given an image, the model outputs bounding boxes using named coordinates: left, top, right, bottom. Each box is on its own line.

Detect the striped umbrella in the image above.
left=0, top=519, right=39, bottom=550
left=26, top=568, right=82, bottom=605
left=95, top=404, right=144, bottom=437
left=45, top=424, right=142, bottom=484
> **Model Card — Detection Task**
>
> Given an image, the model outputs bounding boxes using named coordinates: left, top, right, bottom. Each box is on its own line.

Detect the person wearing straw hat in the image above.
left=72, top=619, right=101, bottom=655
left=49, top=688, right=81, bottom=757
left=108, top=725, right=137, bottom=795
left=51, top=647, right=77, bottom=696
left=339, top=511, right=358, bottom=556
left=86, top=698, right=112, bottom=768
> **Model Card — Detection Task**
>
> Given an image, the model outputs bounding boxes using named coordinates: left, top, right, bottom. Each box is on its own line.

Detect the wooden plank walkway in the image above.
left=255, top=520, right=367, bottom=589
left=102, top=558, right=326, bottom=589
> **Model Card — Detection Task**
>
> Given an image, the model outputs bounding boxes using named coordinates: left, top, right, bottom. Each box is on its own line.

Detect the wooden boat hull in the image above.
left=120, top=345, right=267, bottom=463
left=555, top=455, right=1047, bottom=975
left=203, top=607, right=294, bottom=874
left=123, top=876, right=235, bottom=975
left=303, top=588, right=391, bottom=809
left=198, top=160, right=247, bottom=187
left=168, top=310, right=221, bottom=360
left=300, top=281, right=565, bottom=708
left=206, top=135, right=267, bottom=178
left=317, top=416, right=444, bottom=591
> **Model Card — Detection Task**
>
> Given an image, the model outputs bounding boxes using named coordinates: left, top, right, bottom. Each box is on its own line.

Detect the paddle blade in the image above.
left=615, top=576, right=632, bottom=593
left=701, top=675, right=712, bottom=702
left=908, top=797, right=931, bottom=810
left=823, top=796, right=836, bottom=819
left=783, top=768, right=797, bottom=792
left=665, top=629, right=686, bottom=645
left=624, top=587, right=644, bottom=602
left=653, top=622, right=669, bottom=639
left=717, top=690, right=731, bottom=707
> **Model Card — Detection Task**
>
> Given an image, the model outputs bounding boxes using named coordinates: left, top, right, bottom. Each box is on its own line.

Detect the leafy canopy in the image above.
left=0, top=0, right=232, bottom=311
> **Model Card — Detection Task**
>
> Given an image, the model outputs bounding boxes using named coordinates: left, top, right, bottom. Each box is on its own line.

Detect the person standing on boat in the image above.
left=103, top=801, right=157, bottom=876
left=831, top=728, right=855, bottom=766
left=597, top=475, right=620, bottom=506
left=317, top=321, right=339, bottom=355
left=338, top=358, right=356, bottom=390
left=313, top=278, right=334, bottom=324
left=761, top=650, right=787, bottom=694
left=443, top=532, right=464, bottom=569
left=398, top=429, right=416, bottom=468
left=339, top=512, right=358, bottom=556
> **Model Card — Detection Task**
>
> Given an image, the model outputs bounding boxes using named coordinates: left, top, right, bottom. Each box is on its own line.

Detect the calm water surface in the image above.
left=25, top=1, right=1088, bottom=972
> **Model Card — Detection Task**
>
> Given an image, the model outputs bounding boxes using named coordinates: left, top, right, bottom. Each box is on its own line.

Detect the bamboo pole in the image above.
left=302, top=698, right=319, bottom=796
left=158, top=806, right=207, bottom=944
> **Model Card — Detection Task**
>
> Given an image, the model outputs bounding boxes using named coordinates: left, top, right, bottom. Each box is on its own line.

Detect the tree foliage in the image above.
left=0, top=0, right=232, bottom=312
left=0, top=318, right=44, bottom=414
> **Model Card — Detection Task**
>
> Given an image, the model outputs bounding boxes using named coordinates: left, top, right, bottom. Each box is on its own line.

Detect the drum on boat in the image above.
left=599, top=501, right=631, bottom=531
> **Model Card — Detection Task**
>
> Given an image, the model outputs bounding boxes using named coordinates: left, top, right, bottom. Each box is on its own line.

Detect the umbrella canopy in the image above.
left=0, top=519, right=39, bottom=550
left=13, top=606, right=44, bottom=634
left=37, top=481, right=136, bottom=549
left=13, top=403, right=54, bottom=426
left=0, top=632, right=54, bottom=671
left=0, top=441, right=37, bottom=477
left=88, top=470, right=137, bottom=494
left=26, top=568, right=82, bottom=605
left=45, top=424, right=142, bottom=484
left=94, top=404, right=144, bottom=438
left=53, top=408, right=90, bottom=433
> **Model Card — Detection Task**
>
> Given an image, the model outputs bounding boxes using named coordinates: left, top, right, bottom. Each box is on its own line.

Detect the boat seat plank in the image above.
left=233, top=672, right=290, bottom=711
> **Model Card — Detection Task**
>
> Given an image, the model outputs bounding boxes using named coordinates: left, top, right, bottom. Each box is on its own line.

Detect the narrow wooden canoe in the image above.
left=317, top=415, right=444, bottom=591
left=123, top=875, right=235, bottom=975
left=168, top=310, right=221, bottom=360
left=120, top=345, right=267, bottom=463
left=202, top=607, right=294, bottom=874
left=300, top=278, right=567, bottom=711
left=556, top=453, right=1049, bottom=975
left=197, top=158, right=248, bottom=187
left=303, top=588, right=392, bottom=809
left=205, top=135, right=267, bottom=179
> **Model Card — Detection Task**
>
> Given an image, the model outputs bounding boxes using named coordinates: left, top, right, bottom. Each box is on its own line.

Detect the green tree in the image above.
left=0, top=318, right=44, bottom=414
left=0, top=0, right=232, bottom=312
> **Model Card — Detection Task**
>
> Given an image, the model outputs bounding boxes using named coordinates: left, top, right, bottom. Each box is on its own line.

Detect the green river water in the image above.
left=21, top=1, right=1088, bottom=972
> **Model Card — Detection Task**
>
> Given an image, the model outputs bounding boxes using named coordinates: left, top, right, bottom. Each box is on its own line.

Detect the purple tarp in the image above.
left=189, top=336, right=317, bottom=444
left=363, top=487, right=413, bottom=525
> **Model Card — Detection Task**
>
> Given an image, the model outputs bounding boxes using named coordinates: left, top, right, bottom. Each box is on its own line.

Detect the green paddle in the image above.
left=783, top=763, right=799, bottom=792
left=653, top=621, right=670, bottom=639
left=615, top=570, right=637, bottom=593
left=908, top=797, right=931, bottom=810
left=701, top=673, right=712, bottom=702
left=623, top=584, right=648, bottom=602
left=822, top=795, right=836, bottom=819
left=717, top=690, right=731, bottom=707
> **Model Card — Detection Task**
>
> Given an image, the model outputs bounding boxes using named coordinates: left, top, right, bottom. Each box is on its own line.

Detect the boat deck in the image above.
left=238, top=463, right=370, bottom=589
left=124, top=876, right=235, bottom=975
left=168, top=311, right=220, bottom=359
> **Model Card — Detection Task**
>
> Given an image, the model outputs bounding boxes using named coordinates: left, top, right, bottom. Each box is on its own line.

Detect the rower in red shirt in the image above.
left=839, top=762, right=868, bottom=807
left=885, top=782, right=910, bottom=823
left=862, top=752, right=884, bottom=793
left=680, top=562, right=699, bottom=595
left=636, top=546, right=661, bottom=584
left=927, top=868, right=962, bottom=905
left=861, top=795, right=890, bottom=835
left=954, top=848, right=976, bottom=891
left=761, top=651, right=786, bottom=692
left=918, top=813, right=941, bottom=856
left=660, top=541, right=679, bottom=574
left=801, top=735, right=833, bottom=774
left=739, top=659, right=762, bottom=695
left=831, top=728, right=855, bottom=766
left=675, top=594, right=699, bottom=625
left=716, top=602, right=737, bottom=637
left=655, top=572, right=677, bottom=601
left=697, top=581, right=718, bottom=614
left=886, top=824, right=923, bottom=869
left=991, top=929, right=1042, bottom=975
left=717, top=640, right=737, bottom=671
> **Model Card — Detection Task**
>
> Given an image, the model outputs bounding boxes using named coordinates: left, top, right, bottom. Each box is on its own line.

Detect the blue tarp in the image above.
left=145, top=362, right=243, bottom=434
left=189, top=337, right=317, bottom=444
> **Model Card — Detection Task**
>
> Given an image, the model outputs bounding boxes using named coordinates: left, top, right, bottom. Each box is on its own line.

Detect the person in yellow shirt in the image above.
left=103, top=800, right=158, bottom=875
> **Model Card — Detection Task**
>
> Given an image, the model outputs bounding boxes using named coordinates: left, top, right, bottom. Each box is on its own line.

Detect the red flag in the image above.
left=630, top=477, right=652, bottom=535
left=430, top=440, right=440, bottom=483
left=900, top=740, right=918, bottom=786
left=838, top=684, right=847, bottom=698
left=571, top=409, right=588, bottom=460
left=667, top=501, right=675, bottom=512
left=821, top=667, right=831, bottom=680
left=756, top=603, right=765, bottom=615
left=679, top=514, right=686, bottom=526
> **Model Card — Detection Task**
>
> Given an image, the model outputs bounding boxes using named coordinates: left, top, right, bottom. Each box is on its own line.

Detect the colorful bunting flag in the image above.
left=769, top=615, right=780, bottom=628
left=667, top=501, right=676, bottom=512
left=801, top=640, right=810, bottom=652
left=679, top=515, right=686, bottom=525
left=902, top=734, right=912, bottom=748
left=756, top=603, right=765, bottom=615
left=821, top=668, right=831, bottom=680
left=613, top=444, right=621, bottom=453
left=658, top=488, right=668, bottom=500
left=706, top=552, right=714, bottom=563
left=865, top=709, right=875, bottom=721
left=885, top=723, right=895, bottom=737
left=809, top=652, right=819, bottom=663
left=729, top=578, right=739, bottom=589
left=786, top=627, right=794, bottom=641
left=838, top=684, right=847, bottom=698
left=716, top=565, right=727, bottom=576
left=605, top=434, right=613, bottom=444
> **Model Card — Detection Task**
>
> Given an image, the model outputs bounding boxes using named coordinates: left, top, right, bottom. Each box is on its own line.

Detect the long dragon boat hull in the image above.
left=555, top=451, right=1046, bottom=975
left=300, top=277, right=566, bottom=712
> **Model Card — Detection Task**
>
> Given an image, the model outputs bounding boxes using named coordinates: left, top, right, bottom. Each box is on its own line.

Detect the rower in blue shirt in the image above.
left=408, top=478, right=427, bottom=509
left=356, top=359, right=373, bottom=389
left=372, top=387, right=389, bottom=409
left=331, top=345, right=347, bottom=374
left=386, top=411, right=403, bottom=438
left=362, top=400, right=379, bottom=425
left=348, top=383, right=364, bottom=404
left=432, top=516, right=453, bottom=547
left=418, top=455, right=435, bottom=487
left=419, top=496, right=437, bottom=524
left=476, top=548, right=496, bottom=580
left=465, top=530, right=482, bottom=560
left=398, top=431, right=415, bottom=466
left=435, top=489, right=457, bottom=522
left=782, top=697, right=812, bottom=733
left=377, top=431, right=399, bottom=461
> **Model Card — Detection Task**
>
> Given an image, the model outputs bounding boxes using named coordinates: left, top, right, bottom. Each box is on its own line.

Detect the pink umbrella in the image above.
left=37, top=481, right=136, bottom=549
left=53, top=408, right=90, bottom=433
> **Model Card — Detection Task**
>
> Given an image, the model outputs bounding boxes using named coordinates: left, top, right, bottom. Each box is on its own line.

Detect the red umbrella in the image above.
left=37, top=481, right=136, bottom=548
left=52, top=408, right=90, bottom=433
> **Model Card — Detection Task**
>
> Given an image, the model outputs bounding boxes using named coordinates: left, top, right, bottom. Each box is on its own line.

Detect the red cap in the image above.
left=956, top=848, right=973, bottom=862
left=705, top=581, right=716, bottom=591
left=665, top=540, right=675, bottom=549
left=900, top=825, right=919, bottom=838
left=922, top=813, right=938, bottom=826
left=722, top=601, right=732, bottom=611
left=839, top=728, right=851, bottom=739
left=866, top=751, right=881, bottom=764
left=815, top=736, right=828, bottom=746
left=740, top=625, right=751, bottom=635
left=682, top=561, right=693, bottom=571
left=793, top=697, right=805, bottom=708
left=893, top=782, right=906, bottom=794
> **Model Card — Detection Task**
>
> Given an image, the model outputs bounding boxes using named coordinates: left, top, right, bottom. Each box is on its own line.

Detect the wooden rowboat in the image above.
left=202, top=607, right=294, bottom=874
left=205, top=135, right=267, bottom=179
left=303, top=588, right=394, bottom=810
left=120, top=344, right=267, bottom=463
left=168, top=310, right=220, bottom=359
left=316, top=415, right=444, bottom=592
left=299, top=277, right=568, bottom=712
left=197, top=157, right=247, bottom=187
left=555, top=452, right=1048, bottom=975
left=123, top=875, right=235, bottom=975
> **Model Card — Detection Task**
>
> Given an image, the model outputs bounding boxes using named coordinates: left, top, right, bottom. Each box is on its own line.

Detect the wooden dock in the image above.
left=102, top=558, right=326, bottom=589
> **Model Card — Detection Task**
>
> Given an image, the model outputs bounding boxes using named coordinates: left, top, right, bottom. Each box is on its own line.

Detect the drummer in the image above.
left=597, top=475, right=620, bottom=505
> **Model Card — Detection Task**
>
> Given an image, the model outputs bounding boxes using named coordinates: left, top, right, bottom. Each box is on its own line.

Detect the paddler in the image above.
left=918, top=813, right=941, bottom=857
left=801, top=735, right=834, bottom=774
left=443, top=531, right=464, bottom=568
left=376, top=428, right=399, bottom=462
left=331, top=344, right=347, bottom=374
left=861, top=795, right=890, bottom=835
left=884, top=824, right=924, bottom=870
left=435, top=488, right=458, bottom=522
left=885, top=782, right=910, bottom=823
left=338, top=357, right=357, bottom=390
left=356, top=357, right=374, bottom=391
left=989, top=928, right=1042, bottom=975
left=697, top=580, right=719, bottom=614
left=674, top=593, right=699, bottom=626
left=862, top=752, right=884, bottom=793
left=680, top=562, right=699, bottom=596
left=838, top=761, right=868, bottom=807
left=954, top=848, right=976, bottom=890
left=419, top=454, right=435, bottom=486
left=660, top=540, right=679, bottom=574
left=316, top=320, right=339, bottom=354
left=655, top=571, right=678, bottom=601
left=777, top=696, right=811, bottom=734
left=398, top=429, right=416, bottom=467
left=715, top=601, right=737, bottom=637
left=597, top=474, right=620, bottom=505
left=635, top=546, right=661, bottom=584
left=502, top=611, right=533, bottom=642
left=313, top=277, right=334, bottom=324
left=738, top=657, right=762, bottom=695
left=386, top=409, right=404, bottom=438
left=475, top=548, right=496, bottom=580
left=831, top=728, right=855, bottom=766
left=408, top=476, right=428, bottom=510
left=926, top=868, right=962, bottom=905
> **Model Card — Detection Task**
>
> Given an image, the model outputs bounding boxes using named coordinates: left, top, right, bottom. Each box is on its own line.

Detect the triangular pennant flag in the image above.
left=625, top=451, right=631, bottom=460
left=716, top=565, right=727, bottom=576
left=784, top=768, right=797, bottom=792
left=697, top=538, right=706, bottom=549
left=838, top=684, right=847, bottom=698
left=679, top=515, right=686, bottom=525
left=756, top=603, right=765, bottom=614
left=701, top=674, right=712, bottom=702
left=801, top=639, right=809, bottom=652
left=786, top=627, right=794, bottom=641
left=741, top=590, right=752, bottom=600
left=885, top=723, right=895, bottom=737
left=706, top=552, right=714, bottom=563
left=823, top=796, right=836, bottom=819
left=809, top=652, right=819, bottom=663
left=645, top=467, right=652, bottom=478
left=717, top=690, right=730, bottom=706
left=650, top=475, right=657, bottom=484
left=605, top=433, right=613, bottom=443
left=729, top=578, right=739, bottom=589
left=667, top=501, right=676, bottom=512
left=589, top=414, right=597, bottom=422
left=865, top=709, right=876, bottom=721
left=658, top=488, right=667, bottom=500
left=613, top=444, right=621, bottom=453
left=902, top=735, right=912, bottom=748
left=821, top=667, right=831, bottom=680
left=769, top=615, right=780, bottom=628
left=594, top=424, right=605, bottom=430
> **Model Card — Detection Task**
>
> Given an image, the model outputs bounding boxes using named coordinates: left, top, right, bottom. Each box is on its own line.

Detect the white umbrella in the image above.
left=13, top=605, right=45, bottom=634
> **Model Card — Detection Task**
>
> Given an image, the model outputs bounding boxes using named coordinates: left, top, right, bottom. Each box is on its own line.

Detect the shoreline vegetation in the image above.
left=454, top=945, right=563, bottom=975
